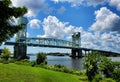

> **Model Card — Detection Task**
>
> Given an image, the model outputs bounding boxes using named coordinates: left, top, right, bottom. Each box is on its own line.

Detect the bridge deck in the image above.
left=5, top=42, right=120, bottom=55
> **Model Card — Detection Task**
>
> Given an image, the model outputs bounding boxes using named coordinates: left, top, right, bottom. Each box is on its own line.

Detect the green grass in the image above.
left=0, top=63, right=87, bottom=82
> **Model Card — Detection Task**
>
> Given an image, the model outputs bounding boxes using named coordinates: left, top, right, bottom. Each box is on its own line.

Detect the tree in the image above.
left=36, top=52, right=47, bottom=65
left=0, top=0, right=27, bottom=44
left=1, top=47, right=11, bottom=60
left=99, top=57, right=114, bottom=78
left=83, top=51, right=101, bottom=81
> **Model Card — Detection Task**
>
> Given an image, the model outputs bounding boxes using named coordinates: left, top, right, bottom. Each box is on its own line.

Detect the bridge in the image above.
left=5, top=17, right=120, bottom=59
left=10, top=37, right=79, bottom=48
left=5, top=37, right=119, bottom=57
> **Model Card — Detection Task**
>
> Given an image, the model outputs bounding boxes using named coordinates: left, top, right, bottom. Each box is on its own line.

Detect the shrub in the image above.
left=100, top=78, right=116, bottom=82
left=99, top=57, right=114, bottom=78
left=83, top=51, right=101, bottom=81
left=92, top=74, right=102, bottom=82
left=113, top=68, right=120, bottom=82
left=112, top=62, right=120, bottom=69
left=15, top=59, right=31, bottom=66
left=54, top=64, right=65, bottom=68
left=36, top=52, right=46, bottom=65
left=79, top=76, right=88, bottom=81
left=31, top=61, right=36, bottom=67
left=1, top=47, right=11, bottom=61
left=73, top=70, right=85, bottom=76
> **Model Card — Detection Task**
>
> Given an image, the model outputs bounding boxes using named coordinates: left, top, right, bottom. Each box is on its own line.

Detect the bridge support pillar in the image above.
left=71, top=49, right=82, bottom=58
left=14, top=44, right=28, bottom=60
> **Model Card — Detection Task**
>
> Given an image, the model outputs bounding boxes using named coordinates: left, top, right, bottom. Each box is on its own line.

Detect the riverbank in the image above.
left=0, top=63, right=87, bottom=82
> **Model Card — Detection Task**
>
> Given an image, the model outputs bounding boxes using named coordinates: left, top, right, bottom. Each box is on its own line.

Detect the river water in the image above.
left=29, top=55, right=120, bottom=70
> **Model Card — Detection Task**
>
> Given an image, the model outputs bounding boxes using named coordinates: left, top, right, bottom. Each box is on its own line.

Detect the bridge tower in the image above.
left=14, top=17, right=28, bottom=60
left=71, top=32, right=82, bottom=58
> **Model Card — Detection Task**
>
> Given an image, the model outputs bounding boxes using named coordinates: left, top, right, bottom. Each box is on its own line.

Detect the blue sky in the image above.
left=1, top=0, right=120, bottom=53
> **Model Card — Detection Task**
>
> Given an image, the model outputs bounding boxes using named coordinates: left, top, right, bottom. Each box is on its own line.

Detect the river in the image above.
left=29, top=55, right=120, bottom=70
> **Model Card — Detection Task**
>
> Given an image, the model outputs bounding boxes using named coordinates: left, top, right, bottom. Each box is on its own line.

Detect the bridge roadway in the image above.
left=5, top=37, right=117, bottom=54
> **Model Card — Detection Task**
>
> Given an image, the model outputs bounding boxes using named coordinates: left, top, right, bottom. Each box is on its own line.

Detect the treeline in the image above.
left=47, top=52, right=70, bottom=56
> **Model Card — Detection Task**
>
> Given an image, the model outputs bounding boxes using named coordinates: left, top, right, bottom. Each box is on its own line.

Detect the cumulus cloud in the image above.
left=87, top=0, right=108, bottom=7
left=36, top=15, right=120, bottom=53
left=29, top=19, right=41, bottom=29
left=11, top=0, right=45, bottom=17
left=38, top=15, right=82, bottom=39
left=109, top=0, right=120, bottom=11
left=90, top=7, right=120, bottom=33
left=81, top=31, right=120, bottom=53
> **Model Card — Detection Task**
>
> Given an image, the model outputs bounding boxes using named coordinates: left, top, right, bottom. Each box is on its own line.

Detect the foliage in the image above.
left=0, top=0, right=27, bottom=44
left=113, top=68, right=120, bottom=82
left=92, top=74, right=102, bottom=82
left=54, top=64, right=65, bottom=68
left=36, top=52, right=47, bottom=65
left=83, top=51, right=120, bottom=82
left=83, top=51, right=101, bottom=81
left=112, top=61, right=120, bottom=69
left=15, top=59, right=32, bottom=66
left=1, top=47, right=11, bottom=60
left=99, top=57, right=114, bottom=78
left=100, top=78, right=116, bottom=82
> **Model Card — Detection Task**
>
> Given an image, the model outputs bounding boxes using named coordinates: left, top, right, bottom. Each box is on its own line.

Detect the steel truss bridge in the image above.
left=5, top=37, right=119, bottom=57
left=5, top=38, right=79, bottom=49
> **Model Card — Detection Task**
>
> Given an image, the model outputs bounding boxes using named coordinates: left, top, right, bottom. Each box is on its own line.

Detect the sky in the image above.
left=1, top=0, right=120, bottom=53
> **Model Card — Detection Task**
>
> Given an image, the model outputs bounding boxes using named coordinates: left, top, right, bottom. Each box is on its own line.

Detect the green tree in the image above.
left=1, top=47, right=11, bottom=60
left=113, top=68, right=120, bottom=82
left=0, top=0, right=27, bottom=44
left=83, top=51, right=101, bottom=81
left=36, top=52, right=47, bottom=65
left=99, top=57, right=114, bottom=78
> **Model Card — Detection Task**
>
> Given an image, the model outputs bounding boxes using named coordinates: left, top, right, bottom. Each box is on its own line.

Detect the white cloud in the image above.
left=40, top=15, right=83, bottom=39
left=90, top=7, right=120, bottom=33
left=11, top=0, right=45, bottom=17
left=81, top=31, right=120, bottom=53
left=52, top=0, right=108, bottom=7
left=87, top=0, right=108, bottom=7
left=29, top=19, right=41, bottom=29
left=52, top=0, right=84, bottom=7
left=109, top=0, right=120, bottom=11
left=35, top=15, right=120, bottom=53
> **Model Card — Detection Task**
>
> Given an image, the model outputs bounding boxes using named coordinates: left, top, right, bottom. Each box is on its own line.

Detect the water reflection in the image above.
left=71, top=58, right=83, bottom=70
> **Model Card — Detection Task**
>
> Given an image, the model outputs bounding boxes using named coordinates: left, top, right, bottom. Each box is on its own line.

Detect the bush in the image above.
left=36, top=52, right=46, bottom=65
left=99, top=57, right=114, bottom=78
left=1, top=47, right=11, bottom=61
left=31, top=61, right=36, bottom=67
left=15, top=59, right=31, bottom=66
left=83, top=51, right=101, bottom=81
left=79, top=76, right=88, bottom=81
left=100, top=78, right=116, bottom=82
left=113, top=68, right=120, bottom=82
left=54, top=64, right=65, bottom=68
left=92, top=74, right=102, bottom=82
left=112, top=62, right=120, bottom=69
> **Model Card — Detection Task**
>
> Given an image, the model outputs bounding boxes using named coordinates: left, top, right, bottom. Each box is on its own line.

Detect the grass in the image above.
left=0, top=63, right=87, bottom=82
